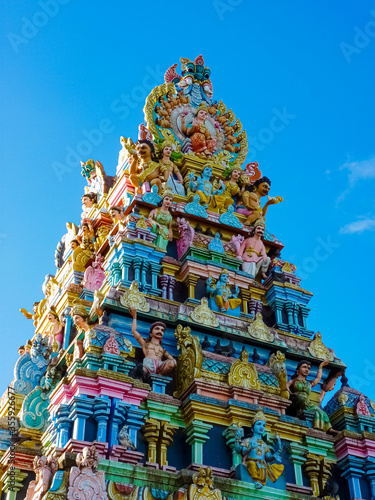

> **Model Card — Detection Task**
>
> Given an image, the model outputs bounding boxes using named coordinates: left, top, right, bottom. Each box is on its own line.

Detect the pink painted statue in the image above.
left=236, top=219, right=270, bottom=279
left=83, top=255, right=106, bottom=291
left=176, top=217, right=195, bottom=260
left=68, top=445, right=108, bottom=500
left=25, top=455, right=58, bottom=500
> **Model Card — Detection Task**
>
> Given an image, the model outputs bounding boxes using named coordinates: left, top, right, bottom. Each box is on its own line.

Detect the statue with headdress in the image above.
left=179, top=102, right=218, bottom=157
left=206, top=268, right=241, bottom=314
left=148, top=188, right=174, bottom=251
left=234, top=410, right=284, bottom=489
left=157, top=139, right=185, bottom=196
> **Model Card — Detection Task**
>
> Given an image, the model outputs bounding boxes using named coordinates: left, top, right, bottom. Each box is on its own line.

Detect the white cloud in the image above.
left=340, top=217, right=375, bottom=234
left=337, top=155, right=375, bottom=203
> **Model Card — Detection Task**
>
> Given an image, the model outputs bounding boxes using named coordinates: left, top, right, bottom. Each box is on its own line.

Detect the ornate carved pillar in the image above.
left=248, top=298, right=263, bottom=316
left=121, top=254, right=133, bottom=283
left=69, top=397, right=93, bottom=441
left=149, top=261, right=162, bottom=294
left=339, top=456, right=365, bottom=500
left=110, top=262, right=121, bottom=287
left=365, top=458, right=375, bottom=500
left=126, top=407, right=147, bottom=449
left=159, top=421, right=178, bottom=467
left=287, top=442, right=307, bottom=486
left=304, top=453, right=320, bottom=497
left=56, top=405, right=71, bottom=448
left=132, top=257, right=142, bottom=283
left=240, top=289, right=251, bottom=315
left=1, top=468, right=28, bottom=500
left=140, top=259, right=150, bottom=291
left=93, top=396, right=111, bottom=442
left=273, top=298, right=284, bottom=328
left=284, top=302, right=295, bottom=329
left=168, top=276, right=176, bottom=301
left=109, top=400, right=129, bottom=448
left=160, top=275, right=169, bottom=299
left=143, top=418, right=160, bottom=464
left=184, top=274, right=199, bottom=300
left=184, top=420, right=212, bottom=465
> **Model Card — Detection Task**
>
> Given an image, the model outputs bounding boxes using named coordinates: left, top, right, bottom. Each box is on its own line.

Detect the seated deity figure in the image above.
left=179, top=102, right=217, bottom=157
left=222, top=167, right=250, bottom=212
left=236, top=219, right=270, bottom=279
left=128, top=140, right=161, bottom=193
left=206, top=269, right=241, bottom=313
left=234, top=410, right=284, bottom=489
left=188, top=166, right=225, bottom=212
left=71, top=222, right=95, bottom=272
left=237, top=176, right=283, bottom=226
left=130, top=307, right=176, bottom=379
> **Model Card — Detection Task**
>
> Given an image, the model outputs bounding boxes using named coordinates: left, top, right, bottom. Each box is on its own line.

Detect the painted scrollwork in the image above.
left=228, top=350, right=260, bottom=390
left=174, top=325, right=203, bottom=397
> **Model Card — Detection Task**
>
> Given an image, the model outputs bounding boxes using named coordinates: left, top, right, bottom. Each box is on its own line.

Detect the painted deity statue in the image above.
left=235, top=410, right=284, bottom=489
left=158, top=140, right=185, bottom=196
left=130, top=307, right=176, bottom=379
left=81, top=192, right=97, bottom=218
left=238, top=176, right=283, bottom=226
left=287, top=360, right=338, bottom=434
left=46, top=308, right=64, bottom=352
left=206, top=269, right=241, bottom=313
left=70, top=299, right=91, bottom=360
left=236, top=219, right=270, bottom=279
left=109, top=205, right=127, bottom=229
left=179, top=103, right=218, bottom=157
left=128, top=140, right=161, bottom=193
left=188, top=166, right=225, bottom=212
left=222, top=167, right=250, bottom=212
left=72, top=222, right=95, bottom=273
left=83, top=254, right=106, bottom=291
left=148, top=189, right=174, bottom=251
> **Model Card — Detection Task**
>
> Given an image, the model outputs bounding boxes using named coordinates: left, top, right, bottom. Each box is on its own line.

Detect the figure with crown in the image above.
left=206, top=269, right=241, bottom=314
left=179, top=102, right=218, bottom=157
left=148, top=188, right=174, bottom=250
left=158, top=140, right=185, bottom=196
left=234, top=410, right=284, bottom=489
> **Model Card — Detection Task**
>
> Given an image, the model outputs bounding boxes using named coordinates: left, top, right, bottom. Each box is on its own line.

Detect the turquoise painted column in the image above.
left=126, top=406, right=147, bottom=448
left=184, top=420, right=212, bottom=465
left=121, top=254, right=133, bottom=283
left=69, top=397, right=93, bottom=440
left=93, top=396, right=111, bottom=442
left=287, top=442, right=307, bottom=486
left=109, top=399, right=128, bottom=448
left=340, top=456, right=364, bottom=500
left=365, top=458, right=375, bottom=500
left=56, top=405, right=71, bottom=448
left=63, top=313, right=73, bottom=350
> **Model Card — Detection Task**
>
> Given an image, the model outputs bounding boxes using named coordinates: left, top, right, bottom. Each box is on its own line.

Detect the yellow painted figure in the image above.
left=235, top=410, right=284, bottom=489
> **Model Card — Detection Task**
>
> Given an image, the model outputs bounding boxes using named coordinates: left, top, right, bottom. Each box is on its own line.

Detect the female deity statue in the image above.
left=222, top=167, right=250, bottom=212
left=158, top=140, right=185, bottom=196
left=287, top=360, right=337, bottom=434
left=237, top=176, right=283, bottom=226
left=179, top=103, right=218, bottom=157
left=72, top=222, right=95, bottom=272
left=46, top=308, right=64, bottom=352
left=234, top=410, right=284, bottom=489
left=148, top=189, right=174, bottom=251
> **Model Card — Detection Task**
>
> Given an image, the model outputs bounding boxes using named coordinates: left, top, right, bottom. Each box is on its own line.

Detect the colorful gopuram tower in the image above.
left=1, top=55, right=375, bottom=500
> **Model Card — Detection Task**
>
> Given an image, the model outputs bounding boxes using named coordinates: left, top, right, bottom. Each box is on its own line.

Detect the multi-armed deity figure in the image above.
left=206, top=269, right=241, bottom=313
left=236, top=218, right=271, bottom=279
left=235, top=410, right=284, bottom=489
left=130, top=307, right=176, bottom=379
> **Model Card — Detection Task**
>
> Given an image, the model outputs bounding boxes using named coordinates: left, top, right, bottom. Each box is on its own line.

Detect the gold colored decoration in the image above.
left=308, top=331, right=334, bottom=361
left=136, top=216, right=148, bottom=229
left=190, top=298, right=219, bottom=327
left=144, top=82, right=176, bottom=137
left=338, top=392, right=349, bottom=407
left=268, top=351, right=289, bottom=399
left=174, top=325, right=203, bottom=397
left=71, top=299, right=88, bottom=318
left=120, top=281, right=150, bottom=312
left=250, top=409, right=267, bottom=426
left=228, top=350, right=260, bottom=390
left=189, top=467, right=222, bottom=500
left=281, top=261, right=296, bottom=273
left=247, top=313, right=274, bottom=342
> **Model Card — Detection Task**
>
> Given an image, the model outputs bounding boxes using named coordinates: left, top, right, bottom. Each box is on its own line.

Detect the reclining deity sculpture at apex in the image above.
left=8, top=54, right=366, bottom=500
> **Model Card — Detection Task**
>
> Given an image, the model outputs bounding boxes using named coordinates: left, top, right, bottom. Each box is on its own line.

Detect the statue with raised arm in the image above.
left=130, top=307, right=176, bottom=378
left=234, top=410, right=283, bottom=489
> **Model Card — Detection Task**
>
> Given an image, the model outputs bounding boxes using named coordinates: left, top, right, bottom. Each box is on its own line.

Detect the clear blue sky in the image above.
left=1, top=0, right=374, bottom=401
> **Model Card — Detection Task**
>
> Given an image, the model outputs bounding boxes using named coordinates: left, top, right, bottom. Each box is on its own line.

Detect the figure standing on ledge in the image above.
left=130, top=307, right=176, bottom=378
left=238, top=176, right=283, bottom=226
left=287, top=360, right=337, bottom=434
left=72, top=222, right=95, bottom=272
left=234, top=410, right=284, bottom=489
left=206, top=269, right=241, bottom=312
left=70, top=299, right=91, bottom=360
left=158, top=140, right=185, bottom=196
left=237, top=219, right=270, bottom=279
left=46, top=308, right=64, bottom=352
left=148, top=189, right=174, bottom=250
